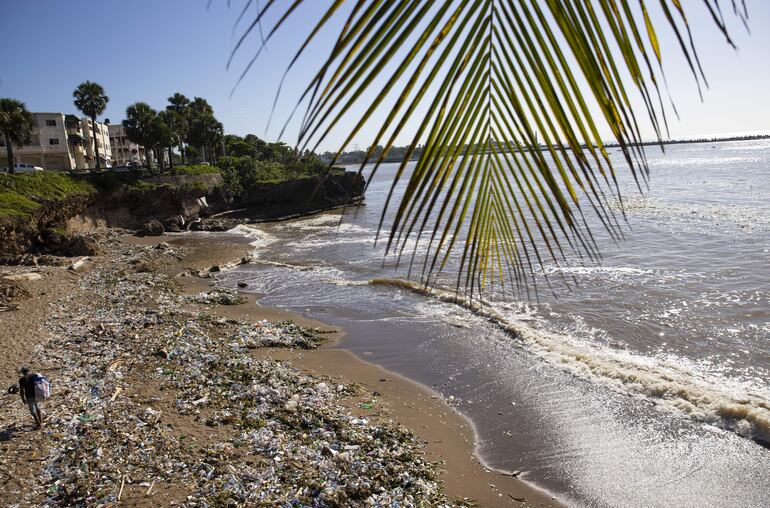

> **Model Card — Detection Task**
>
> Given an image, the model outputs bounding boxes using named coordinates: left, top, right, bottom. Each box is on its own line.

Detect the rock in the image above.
left=3, top=273, right=42, bottom=282
left=209, top=265, right=221, bottom=273
left=0, top=280, right=32, bottom=303
left=67, top=236, right=100, bottom=256
left=163, top=216, right=185, bottom=233
left=237, top=282, right=248, bottom=288
left=153, top=348, right=169, bottom=359
left=138, top=220, right=165, bottom=237
left=68, top=257, right=89, bottom=272
left=155, top=242, right=171, bottom=250
left=40, top=227, right=72, bottom=252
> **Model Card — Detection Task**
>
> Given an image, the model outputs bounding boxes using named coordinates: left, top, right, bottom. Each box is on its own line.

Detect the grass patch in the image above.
left=0, top=192, right=40, bottom=218
left=0, top=172, right=95, bottom=219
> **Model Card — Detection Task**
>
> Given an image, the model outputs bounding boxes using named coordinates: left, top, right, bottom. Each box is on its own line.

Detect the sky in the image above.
left=1, top=0, right=769, bottom=152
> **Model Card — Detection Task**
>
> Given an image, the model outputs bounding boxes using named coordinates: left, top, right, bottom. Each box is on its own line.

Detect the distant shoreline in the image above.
left=333, top=134, right=770, bottom=165
left=602, top=133, right=770, bottom=149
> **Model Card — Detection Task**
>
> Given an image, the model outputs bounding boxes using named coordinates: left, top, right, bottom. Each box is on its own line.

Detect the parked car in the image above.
left=126, top=161, right=142, bottom=169
left=10, top=163, right=44, bottom=173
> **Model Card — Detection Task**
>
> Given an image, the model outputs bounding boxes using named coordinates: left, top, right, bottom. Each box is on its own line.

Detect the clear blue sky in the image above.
left=1, top=1, right=768, bottom=152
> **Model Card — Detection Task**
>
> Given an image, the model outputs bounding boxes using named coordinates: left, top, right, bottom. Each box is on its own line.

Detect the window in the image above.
left=49, top=138, right=60, bottom=145
left=46, top=119, right=57, bottom=127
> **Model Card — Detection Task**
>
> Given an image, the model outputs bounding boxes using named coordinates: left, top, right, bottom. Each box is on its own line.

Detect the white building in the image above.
left=108, top=123, right=146, bottom=166
left=81, top=117, right=113, bottom=168
left=2, top=113, right=113, bottom=171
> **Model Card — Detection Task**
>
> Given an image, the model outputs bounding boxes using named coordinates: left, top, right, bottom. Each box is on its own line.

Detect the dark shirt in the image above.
left=19, top=375, right=35, bottom=400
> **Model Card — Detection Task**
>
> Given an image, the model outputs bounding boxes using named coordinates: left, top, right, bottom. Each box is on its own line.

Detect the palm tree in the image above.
left=0, top=98, right=35, bottom=173
left=73, top=81, right=109, bottom=171
left=231, top=1, right=744, bottom=295
left=123, top=102, right=157, bottom=171
left=156, top=110, right=180, bottom=170
left=167, top=93, right=190, bottom=163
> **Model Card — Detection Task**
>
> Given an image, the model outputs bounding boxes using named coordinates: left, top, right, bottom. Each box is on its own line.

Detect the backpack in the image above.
left=31, top=373, right=50, bottom=401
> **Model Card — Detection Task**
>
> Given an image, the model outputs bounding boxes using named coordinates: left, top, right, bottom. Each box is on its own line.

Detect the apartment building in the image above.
left=82, top=117, right=113, bottom=168
left=108, top=123, right=146, bottom=165
left=1, top=113, right=112, bottom=170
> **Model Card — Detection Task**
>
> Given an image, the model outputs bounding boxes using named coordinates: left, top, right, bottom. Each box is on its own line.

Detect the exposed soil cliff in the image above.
left=238, top=171, right=365, bottom=218
left=0, top=194, right=92, bottom=261
left=1, top=171, right=365, bottom=261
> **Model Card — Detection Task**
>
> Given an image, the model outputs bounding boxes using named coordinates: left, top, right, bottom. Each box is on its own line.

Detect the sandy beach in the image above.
left=0, top=230, right=557, bottom=507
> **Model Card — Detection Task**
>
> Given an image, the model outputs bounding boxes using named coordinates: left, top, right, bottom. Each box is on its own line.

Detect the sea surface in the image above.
left=217, top=140, right=770, bottom=507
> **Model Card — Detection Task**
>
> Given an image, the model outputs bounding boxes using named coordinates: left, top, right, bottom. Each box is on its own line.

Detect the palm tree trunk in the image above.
left=157, top=146, right=165, bottom=172
left=5, top=136, right=14, bottom=173
left=146, top=147, right=153, bottom=171
left=179, top=143, right=186, bottom=165
left=168, top=146, right=174, bottom=169
left=91, top=115, right=101, bottom=170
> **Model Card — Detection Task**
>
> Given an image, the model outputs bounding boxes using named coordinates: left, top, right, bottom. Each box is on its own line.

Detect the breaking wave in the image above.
left=226, top=224, right=277, bottom=253
left=370, top=278, right=770, bottom=445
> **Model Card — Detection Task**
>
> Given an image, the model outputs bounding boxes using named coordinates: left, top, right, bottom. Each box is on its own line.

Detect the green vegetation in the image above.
left=123, top=94, right=224, bottom=172
left=0, top=172, right=95, bottom=219
left=218, top=134, right=331, bottom=194
left=0, top=98, right=35, bottom=171
left=232, top=1, right=744, bottom=293
left=73, top=81, right=109, bottom=170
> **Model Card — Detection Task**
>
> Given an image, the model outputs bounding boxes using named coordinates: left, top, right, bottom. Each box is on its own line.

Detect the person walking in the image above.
left=18, top=366, right=44, bottom=429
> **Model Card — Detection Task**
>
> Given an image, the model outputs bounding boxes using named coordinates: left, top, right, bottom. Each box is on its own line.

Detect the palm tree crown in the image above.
left=0, top=98, right=35, bottom=172
left=231, top=0, right=744, bottom=296
left=123, top=102, right=158, bottom=170
left=73, top=81, right=109, bottom=170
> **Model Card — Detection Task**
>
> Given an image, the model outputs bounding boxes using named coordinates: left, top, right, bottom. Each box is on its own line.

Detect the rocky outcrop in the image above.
left=137, top=220, right=165, bottom=237
left=237, top=171, right=365, bottom=219
left=83, top=177, right=227, bottom=230
left=2, top=171, right=365, bottom=262
left=0, top=194, right=92, bottom=262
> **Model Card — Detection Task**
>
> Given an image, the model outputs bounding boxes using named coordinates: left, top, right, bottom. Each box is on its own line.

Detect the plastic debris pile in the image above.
left=185, top=288, right=247, bottom=306
left=21, top=238, right=458, bottom=506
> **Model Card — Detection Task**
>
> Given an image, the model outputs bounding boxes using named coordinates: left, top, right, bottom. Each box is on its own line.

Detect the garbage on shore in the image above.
left=6, top=237, right=462, bottom=506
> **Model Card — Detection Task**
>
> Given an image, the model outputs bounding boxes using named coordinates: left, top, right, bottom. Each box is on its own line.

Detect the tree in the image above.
left=232, top=1, right=744, bottom=295
left=73, top=81, right=109, bottom=170
left=187, top=102, right=222, bottom=163
left=123, top=102, right=157, bottom=171
left=156, top=110, right=179, bottom=170
left=0, top=98, right=35, bottom=173
left=167, top=93, right=190, bottom=163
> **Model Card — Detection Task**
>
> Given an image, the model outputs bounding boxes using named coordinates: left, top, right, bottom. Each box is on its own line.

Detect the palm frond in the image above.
left=231, top=0, right=741, bottom=296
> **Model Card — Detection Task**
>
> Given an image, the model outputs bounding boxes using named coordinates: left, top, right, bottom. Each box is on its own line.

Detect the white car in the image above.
left=11, top=163, right=44, bottom=173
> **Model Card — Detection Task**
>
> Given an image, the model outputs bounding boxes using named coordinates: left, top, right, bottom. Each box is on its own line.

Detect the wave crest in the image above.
left=370, top=278, right=770, bottom=445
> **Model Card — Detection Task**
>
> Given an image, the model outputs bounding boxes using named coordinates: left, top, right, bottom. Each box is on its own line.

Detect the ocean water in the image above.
left=216, top=140, right=770, bottom=507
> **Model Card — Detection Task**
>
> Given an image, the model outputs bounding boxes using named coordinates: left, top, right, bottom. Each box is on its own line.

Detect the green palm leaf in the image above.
left=231, top=0, right=742, bottom=296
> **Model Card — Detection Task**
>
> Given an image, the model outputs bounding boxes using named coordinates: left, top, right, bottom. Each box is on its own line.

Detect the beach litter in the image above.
left=0, top=237, right=463, bottom=507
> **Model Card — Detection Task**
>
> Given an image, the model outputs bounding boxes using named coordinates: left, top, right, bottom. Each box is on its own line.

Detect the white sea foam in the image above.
left=617, top=196, right=770, bottom=234
left=226, top=224, right=277, bottom=254
left=544, top=265, right=653, bottom=278
left=370, top=278, right=770, bottom=444
left=647, top=156, right=761, bottom=167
